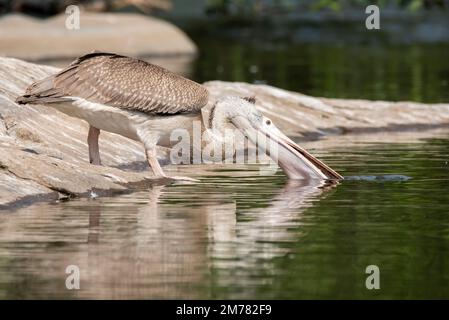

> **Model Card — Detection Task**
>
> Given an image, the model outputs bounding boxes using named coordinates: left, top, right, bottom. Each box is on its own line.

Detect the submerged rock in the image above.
left=1, top=57, right=449, bottom=207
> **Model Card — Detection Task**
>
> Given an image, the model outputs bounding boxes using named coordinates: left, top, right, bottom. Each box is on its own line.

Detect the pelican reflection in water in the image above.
left=0, top=177, right=337, bottom=298
left=79, top=178, right=338, bottom=298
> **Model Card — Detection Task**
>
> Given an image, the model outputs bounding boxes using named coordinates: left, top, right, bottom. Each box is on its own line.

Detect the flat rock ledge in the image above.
left=1, top=57, right=449, bottom=208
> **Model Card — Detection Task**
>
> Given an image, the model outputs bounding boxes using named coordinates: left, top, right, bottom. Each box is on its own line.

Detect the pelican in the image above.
left=16, top=52, right=342, bottom=181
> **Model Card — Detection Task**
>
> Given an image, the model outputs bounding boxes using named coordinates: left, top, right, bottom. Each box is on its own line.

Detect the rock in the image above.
left=0, top=13, right=197, bottom=62
left=204, top=81, right=449, bottom=138
left=0, top=57, right=156, bottom=208
left=1, top=57, right=449, bottom=208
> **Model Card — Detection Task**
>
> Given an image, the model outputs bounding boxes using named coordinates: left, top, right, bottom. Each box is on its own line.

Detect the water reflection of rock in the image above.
left=81, top=185, right=208, bottom=299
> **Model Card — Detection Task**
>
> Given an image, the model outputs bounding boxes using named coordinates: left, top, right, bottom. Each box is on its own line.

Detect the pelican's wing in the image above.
left=17, top=52, right=209, bottom=115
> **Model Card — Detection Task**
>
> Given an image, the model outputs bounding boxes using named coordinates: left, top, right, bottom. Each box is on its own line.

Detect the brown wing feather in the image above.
left=16, top=52, right=209, bottom=115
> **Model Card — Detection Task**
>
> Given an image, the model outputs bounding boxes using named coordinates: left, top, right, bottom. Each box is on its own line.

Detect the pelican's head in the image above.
left=212, top=96, right=343, bottom=180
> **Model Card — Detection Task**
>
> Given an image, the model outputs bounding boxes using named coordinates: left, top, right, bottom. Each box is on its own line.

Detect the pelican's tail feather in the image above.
left=16, top=74, right=69, bottom=105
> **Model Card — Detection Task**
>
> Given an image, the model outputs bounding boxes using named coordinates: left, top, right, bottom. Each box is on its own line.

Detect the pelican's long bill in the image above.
left=233, top=116, right=343, bottom=180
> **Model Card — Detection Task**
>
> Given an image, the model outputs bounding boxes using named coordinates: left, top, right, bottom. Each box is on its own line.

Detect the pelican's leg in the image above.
left=145, top=147, right=167, bottom=178
left=88, top=125, right=102, bottom=165
left=144, top=147, right=198, bottom=182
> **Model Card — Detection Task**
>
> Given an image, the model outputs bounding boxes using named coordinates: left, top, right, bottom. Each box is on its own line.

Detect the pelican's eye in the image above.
left=265, top=119, right=272, bottom=125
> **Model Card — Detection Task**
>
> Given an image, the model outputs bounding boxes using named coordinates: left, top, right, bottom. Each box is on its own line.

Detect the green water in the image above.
left=190, top=38, right=449, bottom=103
left=0, top=136, right=448, bottom=299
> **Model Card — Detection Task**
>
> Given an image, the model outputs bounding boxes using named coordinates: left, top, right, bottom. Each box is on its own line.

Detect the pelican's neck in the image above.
left=206, top=101, right=232, bottom=143
left=209, top=103, right=226, bottom=131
